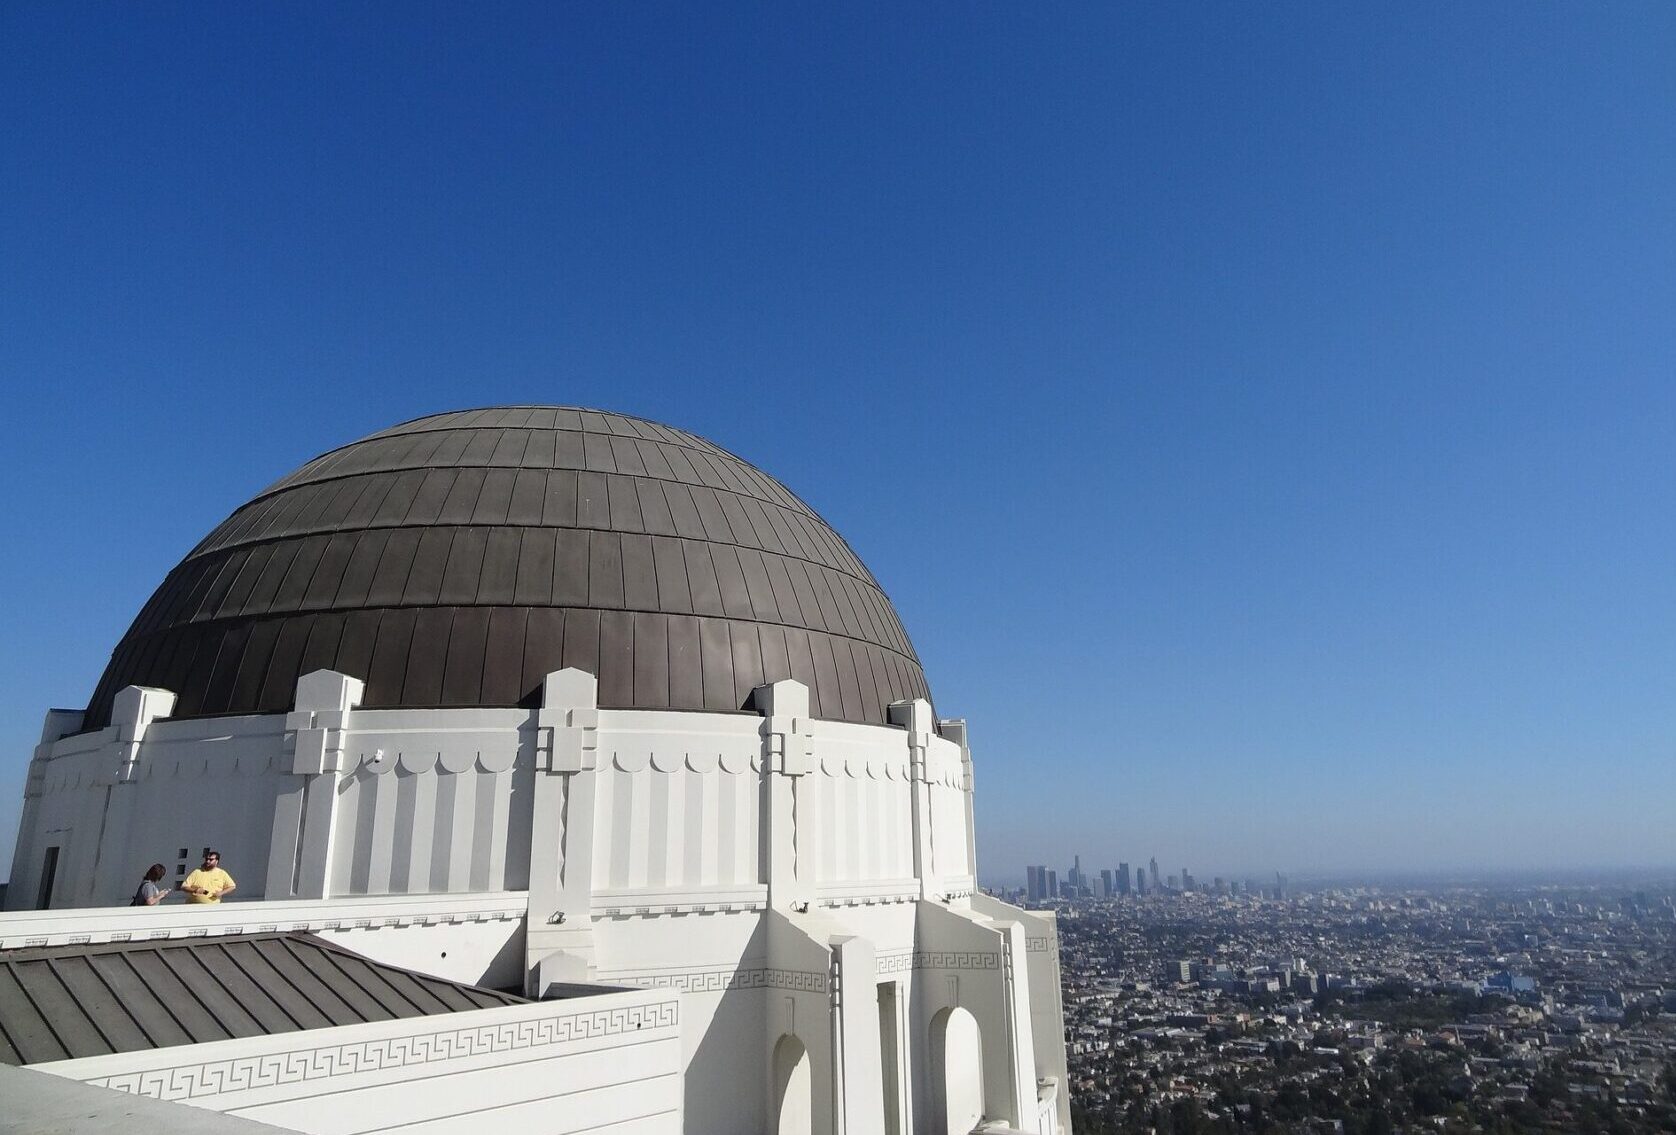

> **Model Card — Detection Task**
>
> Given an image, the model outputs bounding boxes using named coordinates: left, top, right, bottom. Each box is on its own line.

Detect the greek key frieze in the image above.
left=605, top=963, right=831, bottom=994
left=876, top=950, right=915, bottom=975
left=914, top=950, right=1001, bottom=970
left=763, top=968, right=829, bottom=993
left=85, top=999, right=679, bottom=1103
left=610, top=964, right=771, bottom=993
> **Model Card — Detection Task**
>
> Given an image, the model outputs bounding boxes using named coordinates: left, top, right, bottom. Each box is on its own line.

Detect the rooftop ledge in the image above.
left=0, top=891, right=529, bottom=951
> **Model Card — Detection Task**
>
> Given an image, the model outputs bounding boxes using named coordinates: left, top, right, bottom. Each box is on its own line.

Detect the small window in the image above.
left=36, top=847, right=60, bottom=910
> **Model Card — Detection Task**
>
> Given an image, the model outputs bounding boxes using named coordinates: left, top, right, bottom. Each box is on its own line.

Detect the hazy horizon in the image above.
left=979, top=862, right=1676, bottom=892
left=3, top=5, right=1675, bottom=880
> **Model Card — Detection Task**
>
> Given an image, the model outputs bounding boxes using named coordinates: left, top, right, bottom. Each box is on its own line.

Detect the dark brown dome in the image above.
left=83, top=407, right=930, bottom=728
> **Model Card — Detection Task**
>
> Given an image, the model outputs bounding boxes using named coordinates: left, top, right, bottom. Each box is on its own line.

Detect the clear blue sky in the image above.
left=3, top=4, right=1674, bottom=882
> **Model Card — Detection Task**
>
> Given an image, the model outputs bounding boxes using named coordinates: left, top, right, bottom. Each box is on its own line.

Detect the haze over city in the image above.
left=4, top=4, right=1676, bottom=879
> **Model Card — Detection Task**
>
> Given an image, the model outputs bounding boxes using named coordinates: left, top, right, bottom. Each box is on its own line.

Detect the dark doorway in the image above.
left=879, top=980, right=904, bottom=1135
left=36, top=846, right=60, bottom=910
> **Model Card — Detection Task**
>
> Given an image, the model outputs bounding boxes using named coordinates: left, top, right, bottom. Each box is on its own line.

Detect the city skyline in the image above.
left=5, top=5, right=1676, bottom=878
left=1020, top=856, right=1282, bottom=901
left=1001, top=855, right=1676, bottom=894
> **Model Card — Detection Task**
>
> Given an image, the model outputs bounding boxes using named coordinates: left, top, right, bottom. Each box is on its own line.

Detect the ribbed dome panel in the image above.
left=83, top=407, right=930, bottom=728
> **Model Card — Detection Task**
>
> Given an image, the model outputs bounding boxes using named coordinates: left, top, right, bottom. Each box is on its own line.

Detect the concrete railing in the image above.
left=0, top=890, right=528, bottom=950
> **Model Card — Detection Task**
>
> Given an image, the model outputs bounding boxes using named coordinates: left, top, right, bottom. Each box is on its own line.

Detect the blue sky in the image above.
left=2, top=4, right=1674, bottom=882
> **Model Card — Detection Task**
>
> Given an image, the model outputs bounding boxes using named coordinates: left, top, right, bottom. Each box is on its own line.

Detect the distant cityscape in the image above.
left=1017, top=855, right=1295, bottom=904
left=992, top=861, right=1676, bottom=1133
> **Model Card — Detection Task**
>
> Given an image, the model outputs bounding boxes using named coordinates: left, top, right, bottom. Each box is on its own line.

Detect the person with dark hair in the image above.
left=129, top=863, right=171, bottom=906
left=181, top=849, right=235, bottom=904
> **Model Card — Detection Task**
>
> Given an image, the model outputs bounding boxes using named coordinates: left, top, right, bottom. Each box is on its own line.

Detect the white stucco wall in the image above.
left=5, top=673, right=1069, bottom=1135
left=8, top=691, right=971, bottom=914
left=973, top=892, right=1071, bottom=1135
left=13, top=712, right=293, bottom=910
left=322, top=708, right=536, bottom=897
left=34, top=985, right=683, bottom=1135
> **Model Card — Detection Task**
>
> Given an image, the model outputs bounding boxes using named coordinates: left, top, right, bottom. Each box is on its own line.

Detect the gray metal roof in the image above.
left=0, top=932, right=524, bottom=1065
left=84, top=406, right=930, bottom=729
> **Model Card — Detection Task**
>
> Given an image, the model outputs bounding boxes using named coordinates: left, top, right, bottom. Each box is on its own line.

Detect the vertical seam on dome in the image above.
left=165, top=634, right=206, bottom=712
left=273, top=535, right=329, bottom=613
left=442, top=606, right=489, bottom=704
left=614, top=530, right=629, bottom=611
left=407, top=606, right=451, bottom=707
left=231, top=619, right=283, bottom=713
left=398, top=430, right=447, bottom=472
left=301, top=611, right=347, bottom=683
left=520, top=607, right=562, bottom=701
left=257, top=617, right=311, bottom=712
left=403, top=528, right=457, bottom=608
left=341, top=470, right=400, bottom=529
left=219, top=544, right=274, bottom=620
left=330, top=529, right=386, bottom=610
left=328, top=476, right=382, bottom=532
left=541, top=469, right=577, bottom=528
left=492, top=428, right=533, bottom=469
left=441, top=467, right=490, bottom=526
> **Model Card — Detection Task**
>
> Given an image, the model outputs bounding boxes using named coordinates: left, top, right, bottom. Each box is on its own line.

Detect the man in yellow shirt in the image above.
left=181, top=850, right=236, bottom=904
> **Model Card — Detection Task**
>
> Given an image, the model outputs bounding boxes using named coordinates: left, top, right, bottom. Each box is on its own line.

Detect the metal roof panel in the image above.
left=0, top=934, right=524, bottom=1066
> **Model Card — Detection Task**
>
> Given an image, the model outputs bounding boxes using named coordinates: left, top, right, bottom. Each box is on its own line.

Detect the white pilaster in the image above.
left=832, top=934, right=886, bottom=1135
left=525, top=667, right=600, bottom=994
left=110, top=688, right=176, bottom=786
left=759, top=679, right=815, bottom=909
left=91, top=687, right=176, bottom=902
left=265, top=670, right=363, bottom=901
left=998, top=919, right=1041, bottom=1131
left=939, top=718, right=979, bottom=879
left=889, top=699, right=939, bottom=900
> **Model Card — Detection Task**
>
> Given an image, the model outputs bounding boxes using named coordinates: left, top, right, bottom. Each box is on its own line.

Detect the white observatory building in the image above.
left=1, top=407, right=1070, bottom=1135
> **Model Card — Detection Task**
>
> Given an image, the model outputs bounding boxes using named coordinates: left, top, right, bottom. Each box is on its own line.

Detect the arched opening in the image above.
left=771, top=1032, right=812, bottom=1135
left=930, top=1006, right=984, bottom=1135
